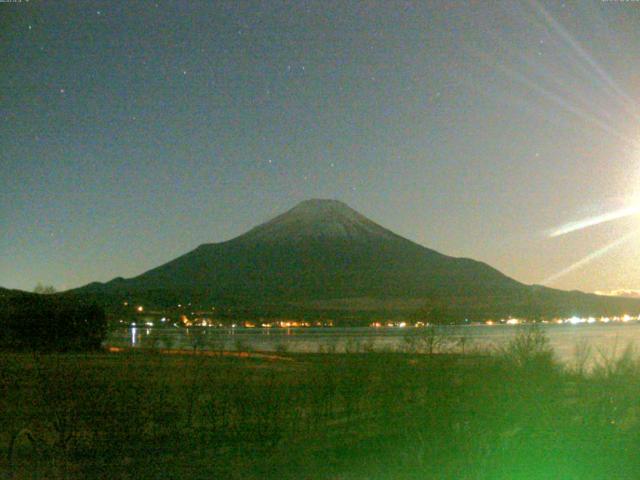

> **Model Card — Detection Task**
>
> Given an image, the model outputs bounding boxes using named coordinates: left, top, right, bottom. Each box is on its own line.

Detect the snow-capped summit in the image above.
left=239, top=199, right=399, bottom=244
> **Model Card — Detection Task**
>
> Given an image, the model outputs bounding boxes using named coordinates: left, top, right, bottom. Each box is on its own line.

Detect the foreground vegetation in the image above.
left=2, top=330, right=640, bottom=479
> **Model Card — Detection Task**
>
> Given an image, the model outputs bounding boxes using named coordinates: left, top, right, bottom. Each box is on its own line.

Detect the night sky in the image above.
left=3, top=1, right=640, bottom=294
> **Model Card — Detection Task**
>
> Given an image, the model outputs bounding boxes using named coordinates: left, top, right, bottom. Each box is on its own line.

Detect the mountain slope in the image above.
left=72, top=199, right=640, bottom=319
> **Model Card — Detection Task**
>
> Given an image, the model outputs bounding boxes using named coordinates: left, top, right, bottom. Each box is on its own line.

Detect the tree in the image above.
left=33, top=283, right=57, bottom=294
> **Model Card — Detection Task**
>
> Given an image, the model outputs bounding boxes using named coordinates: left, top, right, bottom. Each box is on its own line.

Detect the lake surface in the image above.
left=106, top=322, right=640, bottom=364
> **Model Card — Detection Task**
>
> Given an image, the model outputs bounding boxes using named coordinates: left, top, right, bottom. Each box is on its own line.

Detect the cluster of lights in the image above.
left=276, top=321, right=314, bottom=328
left=560, top=314, right=637, bottom=325
left=176, top=319, right=333, bottom=328
left=370, top=321, right=409, bottom=328
left=488, top=314, right=640, bottom=325
left=364, top=316, right=640, bottom=328
left=124, top=306, right=640, bottom=331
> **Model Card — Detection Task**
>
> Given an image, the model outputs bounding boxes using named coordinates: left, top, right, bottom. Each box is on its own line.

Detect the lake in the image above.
left=106, top=322, right=640, bottom=364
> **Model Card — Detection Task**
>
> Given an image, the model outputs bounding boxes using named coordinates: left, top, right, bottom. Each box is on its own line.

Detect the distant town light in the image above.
left=137, top=306, right=144, bottom=312
left=566, top=316, right=583, bottom=325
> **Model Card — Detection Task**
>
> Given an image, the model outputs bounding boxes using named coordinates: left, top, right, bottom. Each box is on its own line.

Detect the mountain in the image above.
left=0, top=287, right=38, bottom=301
left=71, top=199, right=640, bottom=320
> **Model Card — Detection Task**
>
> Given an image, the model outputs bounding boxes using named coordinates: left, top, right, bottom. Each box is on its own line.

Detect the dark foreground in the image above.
left=2, top=333, right=640, bottom=479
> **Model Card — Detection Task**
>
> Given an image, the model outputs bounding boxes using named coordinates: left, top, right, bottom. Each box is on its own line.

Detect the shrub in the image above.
left=403, top=325, right=451, bottom=354
left=498, top=325, right=554, bottom=370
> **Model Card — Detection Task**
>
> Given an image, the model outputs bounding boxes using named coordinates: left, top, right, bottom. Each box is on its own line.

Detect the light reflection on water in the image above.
left=107, top=323, right=640, bottom=363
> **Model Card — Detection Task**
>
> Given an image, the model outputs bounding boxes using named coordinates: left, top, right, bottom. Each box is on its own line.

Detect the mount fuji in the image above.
left=71, top=199, right=640, bottom=320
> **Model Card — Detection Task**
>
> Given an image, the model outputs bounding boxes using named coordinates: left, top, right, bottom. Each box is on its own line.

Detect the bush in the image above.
left=498, top=325, right=555, bottom=371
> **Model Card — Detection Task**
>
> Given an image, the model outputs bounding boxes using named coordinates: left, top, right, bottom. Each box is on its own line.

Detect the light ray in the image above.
left=531, top=0, right=640, bottom=121
left=495, top=62, right=637, bottom=147
left=543, top=229, right=640, bottom=285
left=549, top=206, right=640, bottom=237
left=468, top=2, right=639, bottom=146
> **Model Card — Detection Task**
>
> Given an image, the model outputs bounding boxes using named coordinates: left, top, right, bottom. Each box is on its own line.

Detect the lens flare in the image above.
left=531, top=0, right=640, bottom=121
left=549, top=206, right=640, bottom=238
left=543, top=229, right=640, bottom=285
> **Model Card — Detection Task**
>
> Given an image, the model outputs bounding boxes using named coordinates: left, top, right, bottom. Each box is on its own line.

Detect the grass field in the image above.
left=3, top=329, right=640, bottom=479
